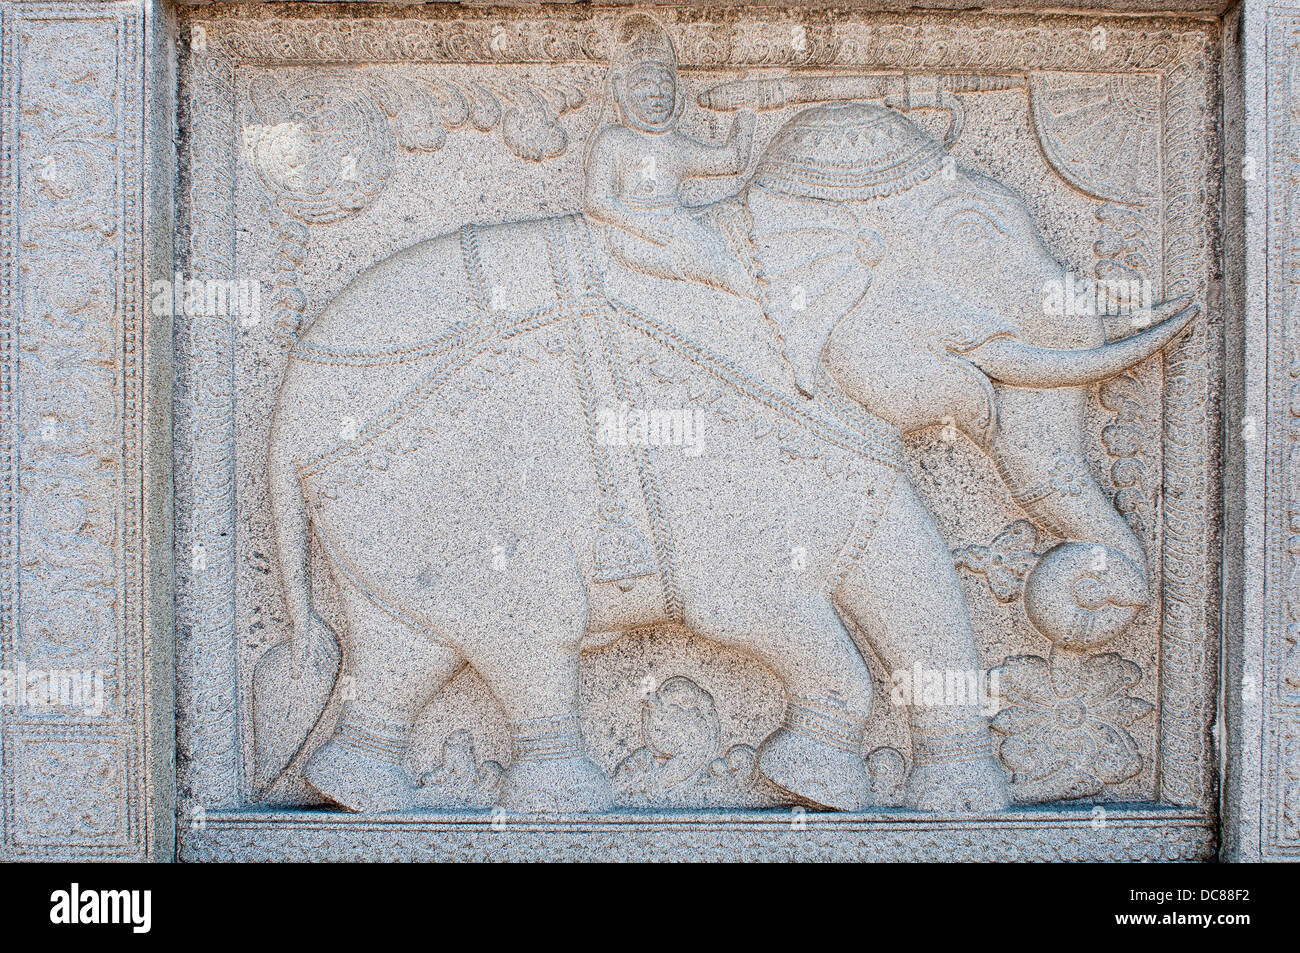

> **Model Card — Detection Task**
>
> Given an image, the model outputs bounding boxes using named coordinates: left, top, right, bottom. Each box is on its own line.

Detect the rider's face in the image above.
left=625, top=66, right=676, bottom=126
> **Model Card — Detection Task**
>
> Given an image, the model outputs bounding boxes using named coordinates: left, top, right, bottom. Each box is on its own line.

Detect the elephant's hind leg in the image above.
left=456, top=543, right=613, bottom=814
left=835, top=480, right=1011, bottom=813
left=304, top=580, right=465, bottom=813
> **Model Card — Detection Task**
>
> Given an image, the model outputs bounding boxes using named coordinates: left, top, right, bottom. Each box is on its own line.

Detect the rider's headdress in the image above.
left=612, top=14, right=677, bottom=76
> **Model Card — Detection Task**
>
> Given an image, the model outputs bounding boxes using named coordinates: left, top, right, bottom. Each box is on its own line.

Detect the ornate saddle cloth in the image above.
left=296, top=213, right=907, bottom=608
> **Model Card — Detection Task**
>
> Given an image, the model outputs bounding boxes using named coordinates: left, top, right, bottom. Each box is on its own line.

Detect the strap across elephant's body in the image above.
left=294, top=212, right=906, bottom=471
left=293, top=212, right=910, bottom=616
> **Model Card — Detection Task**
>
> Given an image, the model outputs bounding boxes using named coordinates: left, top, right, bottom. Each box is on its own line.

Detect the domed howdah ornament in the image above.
left=752, top=102, right=946, bottom=201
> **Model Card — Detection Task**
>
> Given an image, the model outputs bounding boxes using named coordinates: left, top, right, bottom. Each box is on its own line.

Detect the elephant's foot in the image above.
left=757, top=696, right=871, bottom=811
left=906, top=728, right=1010, bottom=813
left=304, top=707, right=419, bottom=813
left=498, top=714, right=613, bottom=814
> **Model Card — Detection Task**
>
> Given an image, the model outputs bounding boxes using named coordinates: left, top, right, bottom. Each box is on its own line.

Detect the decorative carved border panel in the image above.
left=1259, top=4, right=1300, bottom=861
left=0, top=0, right=166, bottom=860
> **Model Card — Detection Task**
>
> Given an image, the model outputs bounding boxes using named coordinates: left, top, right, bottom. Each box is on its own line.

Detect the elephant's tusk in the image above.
left=955, top=296, right=1197, bottom=388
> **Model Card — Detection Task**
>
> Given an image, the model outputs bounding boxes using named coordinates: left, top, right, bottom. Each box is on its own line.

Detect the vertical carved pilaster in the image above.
left=0, top=0, right=171, bottom=860
left=1232, top=0, right=1300, bottom=862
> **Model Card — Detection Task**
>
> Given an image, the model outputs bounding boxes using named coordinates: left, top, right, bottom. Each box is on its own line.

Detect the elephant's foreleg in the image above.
left=709, top=597, right=875, bottom=810
left=991, top=386, right=1149, bottom=649
left=835, top=479, right=1010, bottom=812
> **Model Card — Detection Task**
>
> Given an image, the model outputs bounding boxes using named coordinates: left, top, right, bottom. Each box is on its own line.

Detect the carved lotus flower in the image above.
left=989, top=651, right=1154, bottom=802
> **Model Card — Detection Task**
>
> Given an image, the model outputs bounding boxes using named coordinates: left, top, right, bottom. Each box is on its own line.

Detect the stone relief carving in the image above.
left=585, top=15, right=757, bottom=302
left=241, top=13, right=1200, bottom=820
left=163, top=7, right=1224, bottom=862
left=1263, top=10, right=1300, bottom=856
left=12, top=738, right=125, bottom=845
left=15, top=22, right=121, bottom=676
left=242, top=66, right=597, bottom=344
left=244, top=69, right=592, bottom=227
left=413, top=731, right=504, bottom=808
left=243, top=72, right=397, bottom=226
left=1281, top=726, right=1300, bottom=846
left=1028, top=73, right=1160, bottom=206
left=990, top=650, right=1154, bottom=803
left=1, top=3, right=156, bottom=859
left=613, top=676, right=769, bottom=808
left=954, top=520, right=1041, bottom=603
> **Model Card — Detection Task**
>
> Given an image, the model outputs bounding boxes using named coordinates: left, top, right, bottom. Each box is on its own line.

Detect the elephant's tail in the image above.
left=256, top=429, right=341, bottom=794
left=269, top=437, right=315, bottom=635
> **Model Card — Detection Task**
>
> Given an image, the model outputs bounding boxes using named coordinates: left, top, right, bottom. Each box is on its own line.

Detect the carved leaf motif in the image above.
left=1095, top=203, right=1156, bottom=289
left=244, top=72, right=396, bottom=224
left=14, top=24, right=121, bottom=673
left=1098, top=373, right=1152, bottom=535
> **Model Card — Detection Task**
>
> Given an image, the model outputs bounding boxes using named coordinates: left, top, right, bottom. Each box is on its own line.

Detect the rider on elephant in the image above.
left=584, top=13, right=759, bottom=301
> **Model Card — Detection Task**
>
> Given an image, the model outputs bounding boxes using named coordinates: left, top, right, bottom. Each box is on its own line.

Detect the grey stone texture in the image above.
left=0, top=0, right=174, bottom=860
left=0, top=0, right=1287, bottom=861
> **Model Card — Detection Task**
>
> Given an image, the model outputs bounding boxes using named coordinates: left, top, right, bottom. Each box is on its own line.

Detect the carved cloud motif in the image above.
left=245, top=72, right=397, bottom=225
left=244, top=71, right=590, bottom=225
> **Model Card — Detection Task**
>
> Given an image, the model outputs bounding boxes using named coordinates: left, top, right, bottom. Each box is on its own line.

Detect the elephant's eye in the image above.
left=943, top=209, right=1004, bottom=249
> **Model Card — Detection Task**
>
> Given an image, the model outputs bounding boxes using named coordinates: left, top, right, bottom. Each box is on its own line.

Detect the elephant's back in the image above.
left=293, top=215, right=574, bottom=358
left=274, top=215, right=589, bottom=467
left=291, top=232, right=471, bottom=357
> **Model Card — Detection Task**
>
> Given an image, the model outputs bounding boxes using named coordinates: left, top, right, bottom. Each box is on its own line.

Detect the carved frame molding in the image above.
left=1238, top=2, right=1300, bottom=862
left=171, top=6, right=1222, bottom=861
left=0, top=0, right=172, bottom=860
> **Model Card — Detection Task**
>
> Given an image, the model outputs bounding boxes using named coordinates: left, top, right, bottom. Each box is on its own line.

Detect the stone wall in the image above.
left=0, top=0, right=1286, bottom=862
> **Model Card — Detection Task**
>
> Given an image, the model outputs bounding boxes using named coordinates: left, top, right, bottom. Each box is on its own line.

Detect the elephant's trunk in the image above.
left=990, top=387, right=1150, bottom=650
left=957, top=296, right=1196, bottom=388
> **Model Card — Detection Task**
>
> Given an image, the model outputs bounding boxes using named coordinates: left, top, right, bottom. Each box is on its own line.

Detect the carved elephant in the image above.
left=264, top=102, right=1192, bottom=816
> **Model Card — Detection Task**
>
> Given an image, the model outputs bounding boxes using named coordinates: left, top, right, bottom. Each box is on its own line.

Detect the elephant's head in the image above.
left=742, top=102, right=1196, bottom=650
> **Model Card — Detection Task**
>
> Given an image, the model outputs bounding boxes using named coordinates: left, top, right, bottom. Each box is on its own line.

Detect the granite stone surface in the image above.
left=0, top=0, right=1286, bottom=862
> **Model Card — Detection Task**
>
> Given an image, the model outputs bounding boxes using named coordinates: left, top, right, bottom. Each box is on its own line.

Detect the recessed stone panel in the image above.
left=163, top=4, right=1225, bottom=861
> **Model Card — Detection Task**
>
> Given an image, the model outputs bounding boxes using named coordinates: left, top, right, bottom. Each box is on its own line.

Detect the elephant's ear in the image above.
left=747, top=186, right=883, bottom=395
